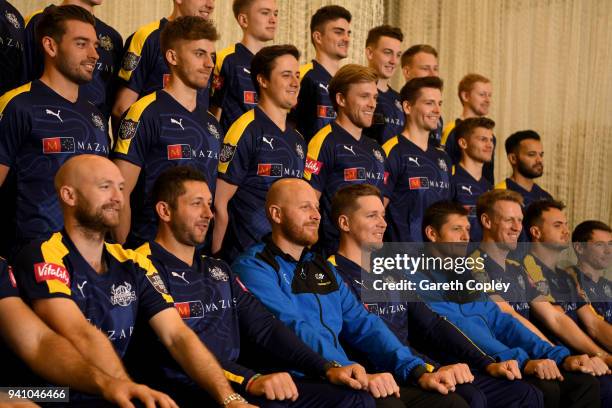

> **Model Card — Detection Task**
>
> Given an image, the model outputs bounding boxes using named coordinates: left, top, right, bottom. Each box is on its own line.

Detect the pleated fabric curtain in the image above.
left=16, top=0, right=612, bottom=228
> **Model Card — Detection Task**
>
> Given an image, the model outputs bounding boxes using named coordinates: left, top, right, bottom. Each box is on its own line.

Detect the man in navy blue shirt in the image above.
left=24, top=0, right=123, bottom=121
left=112, top=16, right=221, bottom=248
left=450, top=117, right=495, bottom=242
left=15, top=155, right=250, bottom=407
left=570, top=220, right=612, bottom=324
left=112, top=0, right=215, bottom=126
left=0, top=5, right=109, bottom=250
left=293, top=5, right=351, bottom=141
left=0, top=0, right=24, bottom=95
left=382, top=76, right=451, bottom=243
left=305, top=64, right=386, bottom=255
left=363, top=25, right=405, bottom=145
left=132, top=165, right=374, bottom=408
left=211, top=0, right=278, bottom=132
left=442, top=74, right=495, bottom=184
left=212, top=45, right=305, bottom=261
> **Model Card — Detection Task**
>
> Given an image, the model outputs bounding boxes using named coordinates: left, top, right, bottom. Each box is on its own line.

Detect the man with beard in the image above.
left=112, top=0, right=215, bottom=126
left=111, top=17, right=222, bottom=248
left=211, top=0, right=278, bottom=132
left=382, top=76, right=451, bottom=243
left=330, top=184, right=544, bottom=408
left=24, top=0, right=122, bottom=121
left=212, top=45, right=305, bottom=261
left=293, top=5, right=351, bottom=142
left=442, top=74, right=495, bottom=184
left=399, top=45, right=443, bottom=144
left=13, top=155, right=253, bottom=407
left=362, top=25, right=404, bottom=145
left=450, top=118, right=495, bottom=242
left=132, top=165, right=376, bottom=408
left=304, top=64, right=386, bottom=255
left=570, top=221, right=612, bottom=324
left=233, top=178, right=470, bottom=408
left=0, top=5, right=109, bottom=252
left=418, top=201, right=602, bottom=408
left=521, top=200, right=612, bottom=406
left=0, top=258, right=178, bottom=408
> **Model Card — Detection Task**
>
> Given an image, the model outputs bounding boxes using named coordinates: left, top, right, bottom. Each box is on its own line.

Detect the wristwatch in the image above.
left=323, top=360, right=342, bottom=372
left=222, top=393, right=247, bottom=406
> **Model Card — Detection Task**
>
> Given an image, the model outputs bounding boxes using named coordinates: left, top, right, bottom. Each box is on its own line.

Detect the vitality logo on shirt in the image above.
left=8, top=267, right=16, bottom=288
left=257, top=163, right=283, bottom=177
left=175, top=301, right=205, bottom=319
left=167, top=144, right=192, bottom=160
left=408, top=177, right=429, bottom=190
left=344, top=167, right=366, bottom=181
left=305, top=156, right=323, bottom=175
left=317, top=105, right=335, bottom=119
left=34, top=263, right=70, bottom=286
left=42, top=137, right=75, bottom=154
left=244, top=91, right=258, bottom=105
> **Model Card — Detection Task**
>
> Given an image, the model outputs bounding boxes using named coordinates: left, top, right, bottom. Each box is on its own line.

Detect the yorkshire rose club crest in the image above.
left=207, top=123, right=220, bottom=139
left=5, top=11, right=20, bottom=29
left=91, top=113, right=105, bottom=132
left=99, top=35, right=113, bottom=51
left=437, top=158, right=448, bottom=172
left=296, top=144, right=304, bottom=160
left=209, top=266, right=229, bottom=281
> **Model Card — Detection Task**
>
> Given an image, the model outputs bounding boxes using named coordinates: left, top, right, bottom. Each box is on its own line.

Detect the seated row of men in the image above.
left=1, top=156, right=610, bottom=408
left=0, top=5, right=551, bottom=266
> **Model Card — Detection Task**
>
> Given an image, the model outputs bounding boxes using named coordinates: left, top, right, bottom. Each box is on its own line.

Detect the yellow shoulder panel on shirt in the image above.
left=214, top=44, right=236, bottom=76
left=327, top=255, right=337, bottom=267
left=24, top=9, right=43, bottom=28
left=494, top=180, right=508, bottom=190
left=114, top=92, right=157, bottom=155
left=0, top=82, right=32, bottom=114
left=304, top=124, right=332, bottom=181
left=105, top=243, right=174, bottom=303
left=441, top=120, right=457, bottom=146
left=218, top=109, right=256, bottom=174
left=451, top=165, right=456, bottom=176
left=299, top=63, right=314, bottom=84
left=40, top=232, right=71, bottom=296
left=522, top=254, right=555, bottom=301
left=118, top=20, right=161, bottom=81
left=135, top=242, right=152, bottom=257
left=382, top=136, right=399, bottom=157
left=223, top=370, right=245, bottom=385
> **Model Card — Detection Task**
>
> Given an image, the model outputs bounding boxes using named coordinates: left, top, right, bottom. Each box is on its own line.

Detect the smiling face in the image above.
left=242, top=0, right=278, bottom=41
left=576, top=229, right=612, bottom=270
left=336, top=80, right=378, bottom=128
left=482, top=200, right=523, bottom=251
left=460, top=127, right=495, bottom=163
left=278, top=184, right=321, bottom=247
left=366, top=35, right=402, bottom=80
left=50, top=19, right=99, bottom=85
left=258, top=53, right=300, bottom=109
left=176, top=0, right=215, bottom=19
left=405, top=87, right=442, bottom=132
left=462, top=81, right=492, bottom=117
left=341, top=195, right=386, bottom=251
left=315, top=18, right=351, bottom=59
left=166, top=180, right=213, bottom=246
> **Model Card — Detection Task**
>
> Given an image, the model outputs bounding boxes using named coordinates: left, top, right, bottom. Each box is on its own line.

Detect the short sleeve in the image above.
left=218, top=120, right=256, bottom=186
left=304, top=133, right=332, bottom=192
left=381, top=142, right=400, bottom=198
left=118, top=29, right=156, bottom=95
left=111, top=100, right=157, bottom=167
left=14, top=243, right=72, bottom=301
left=135, top=264, right=174, bottom=321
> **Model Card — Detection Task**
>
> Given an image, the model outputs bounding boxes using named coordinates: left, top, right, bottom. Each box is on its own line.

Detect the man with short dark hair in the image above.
left=233, top=178, right=470, bottom=408
left=330, top=184, right=544, bottom=408
left=304, top=64, right=386, bottom=255
left=570, top=220, right=612, bottom=323
left=442, top=74, right=495, bottom=184
left=14, top=155, right=248, bottom=407
left=382, top=76, right=451, bottom=243
left=111, top=16, right=222, bottom=248
left=450, top=117, right=495, bottom=242
left=419, top=200, right=602, bottom=408
left=212, top=44, right=305, bottom=261
left=131, top=165, right=375, bottom=408
left=210, top=0, right=278, bottom=132
left=0, top=5, right=109, bottom=250
left=363, top=25, right=404, bottom=145
left=293, top=5, right=352, bottom=141
left=24, top=0, right=122, bottom=120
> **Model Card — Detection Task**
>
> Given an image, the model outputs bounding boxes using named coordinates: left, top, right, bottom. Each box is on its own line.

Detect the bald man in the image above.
left=13, top=155, right=254, bottom=407
left=233, top=178, right=469, bottom=408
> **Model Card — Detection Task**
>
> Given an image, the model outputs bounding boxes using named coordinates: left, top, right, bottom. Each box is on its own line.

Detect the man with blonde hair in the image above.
left=304, top=64, right=386, bottom=255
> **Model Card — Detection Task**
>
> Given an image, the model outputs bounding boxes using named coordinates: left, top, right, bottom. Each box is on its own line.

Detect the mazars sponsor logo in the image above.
left=34, top=263, right=70, bottom=286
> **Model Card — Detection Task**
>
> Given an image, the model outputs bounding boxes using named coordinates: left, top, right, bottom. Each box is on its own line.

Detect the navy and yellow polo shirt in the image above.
left=0, top=0, right=25, bottom=95
left=305, top=122, right=386, bottom=254
left=218, top=106, right=306, bottom=260
left=570, top=265, right=612, bottom=324
left=382, top=135, right=451, bottom=242
left=14, top=231, right=174, bottom=358
left=210, top=43, right=257, bottom=132
left=0, top=80, right=109, bottom=245
left=112, top=90, right=222, bottom=246
left=442, top=119, right=495, bottom=184
left=451, top=164, right=492, bottom=242
left=363, top=86, right=404, bottom=145
left=293, top=60, right=335, bottom=142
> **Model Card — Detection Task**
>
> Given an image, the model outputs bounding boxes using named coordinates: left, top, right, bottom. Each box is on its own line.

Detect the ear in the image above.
left=401, top=66, right=410, bottom=81
left=508, top=152, right=518, bottom=166
left=402, top=100, right=411, bottom=116
left=459, top=90, right=469, bottom=104
left=59, top=186, right=76, bottom=207
left=424, top=225, right=438, bottom=242
left=364, top=46, right=374, bottom=61
left=572, top=242, right=584, bottom=256
left=529, top=225, right=541, bottom=241
left=236, top=13, right=248, bottom=30
left=155, top=201, right=172, bottom=223
left=337, top=214, right=350, bottom=233
left=165, top=49, right=178, bottom=67
left=336, top=92, right=346, bottom=109
left=41, top=36, right=58, bottom=58
left=480, top=212, right=492, bottom=230
left=457, top=137, right=468, bottom=150
left=268, top=205, right=282, bottom=225
left=257, top=73, right=267, bottom=91
left=312, top=31, right=322, bottom=47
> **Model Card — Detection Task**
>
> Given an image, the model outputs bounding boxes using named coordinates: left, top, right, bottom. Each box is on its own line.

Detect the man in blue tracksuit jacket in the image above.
left=233, top=178, right=468, bottom=408
left=418, top=201, right=601, bottom=408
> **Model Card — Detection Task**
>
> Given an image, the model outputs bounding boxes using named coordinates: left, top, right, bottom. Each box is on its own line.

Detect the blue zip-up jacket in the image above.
left=232, top=240, right=432, bottom=384
left=419, top=269, right=570, bottom=368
